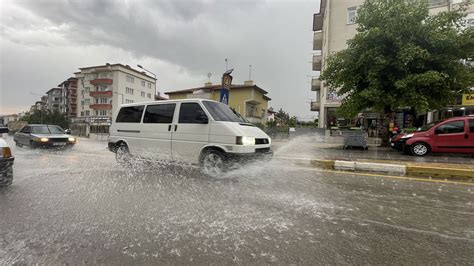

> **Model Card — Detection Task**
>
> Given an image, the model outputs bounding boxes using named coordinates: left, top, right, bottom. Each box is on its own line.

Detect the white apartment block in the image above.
left=74, top=63, right=156, bottom=122
left=312, top=0, right=474, bottom=129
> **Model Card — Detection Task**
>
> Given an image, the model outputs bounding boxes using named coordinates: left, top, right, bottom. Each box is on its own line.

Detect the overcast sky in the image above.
left=1, top=0, right=320, bottom=119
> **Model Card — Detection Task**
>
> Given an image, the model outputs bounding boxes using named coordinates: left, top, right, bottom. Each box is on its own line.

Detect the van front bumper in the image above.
left=227, top=148, right=273, bottom=163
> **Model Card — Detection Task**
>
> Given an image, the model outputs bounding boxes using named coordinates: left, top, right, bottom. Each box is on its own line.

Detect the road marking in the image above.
left=316, top=169, right=474, bottom=186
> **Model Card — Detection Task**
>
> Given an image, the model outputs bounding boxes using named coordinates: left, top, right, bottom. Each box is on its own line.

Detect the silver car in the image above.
left=14, top=124, right=77, bottom=149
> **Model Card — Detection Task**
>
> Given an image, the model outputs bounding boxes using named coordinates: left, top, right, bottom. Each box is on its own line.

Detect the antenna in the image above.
left=225, top=58, right=228, bottom=71
left=207, top=73, right=212, bottom=82
left=248, top=65, right=252, bottom=80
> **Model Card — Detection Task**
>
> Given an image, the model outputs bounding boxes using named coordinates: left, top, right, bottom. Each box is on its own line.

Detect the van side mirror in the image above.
left=0, top=127, right=8, bottom=134
left=197, top=114, right=208, bottom=124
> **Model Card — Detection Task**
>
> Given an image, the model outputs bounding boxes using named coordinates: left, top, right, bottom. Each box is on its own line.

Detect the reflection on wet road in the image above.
left=1, top=137, right=473, bottom=264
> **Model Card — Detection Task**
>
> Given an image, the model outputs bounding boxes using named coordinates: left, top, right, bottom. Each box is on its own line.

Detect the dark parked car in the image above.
left=14, top=124, right=77, bottom=149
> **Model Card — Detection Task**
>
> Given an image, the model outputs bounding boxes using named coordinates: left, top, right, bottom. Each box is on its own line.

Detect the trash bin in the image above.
left=342, top=131, right=368, bottom=150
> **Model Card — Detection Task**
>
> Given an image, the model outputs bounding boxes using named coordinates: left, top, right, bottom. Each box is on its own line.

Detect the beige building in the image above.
left=312, top=0, right=474, bottom=129
left=73, top=63, right=156, bottom=136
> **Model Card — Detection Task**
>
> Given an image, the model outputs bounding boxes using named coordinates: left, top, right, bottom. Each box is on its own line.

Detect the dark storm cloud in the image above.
left=1, top=0, right=319, bottom=119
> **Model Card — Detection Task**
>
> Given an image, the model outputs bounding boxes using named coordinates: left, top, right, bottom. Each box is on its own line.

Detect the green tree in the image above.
left=274, top=108, right=290, bottom=126
left=320, top=0, right=474, bottom=144
left=21, top=109, right=69, bottom=129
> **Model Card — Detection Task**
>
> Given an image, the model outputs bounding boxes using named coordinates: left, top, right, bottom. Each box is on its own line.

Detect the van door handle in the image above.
left=174, top=125, right=178, bottom=131
left=168, top=125, right=172, bottom=132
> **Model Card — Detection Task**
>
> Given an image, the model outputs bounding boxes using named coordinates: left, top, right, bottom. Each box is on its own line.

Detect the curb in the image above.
left=289, top=158, right=474, bottom=180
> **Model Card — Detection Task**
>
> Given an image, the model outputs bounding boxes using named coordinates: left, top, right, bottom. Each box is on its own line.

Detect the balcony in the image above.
left=90, top=91, right=113, bottom=97
left=313, top=31, right=323, bottom=50
left=313, top=13, right=323, bottom=31
left=90, top=104, right=112, bottom=110
left=311, top=100, right=320, bottom=111
left=312, top=55, right=322, bottom=71
left=311, top=78, right=321, bottom=91
left=90, top=78, right=113, bottom=85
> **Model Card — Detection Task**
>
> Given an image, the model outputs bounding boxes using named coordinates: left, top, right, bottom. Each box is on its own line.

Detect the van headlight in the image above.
left=402, top=133, right=414, bottom=139
left=236, top=136, right=255, bottom=145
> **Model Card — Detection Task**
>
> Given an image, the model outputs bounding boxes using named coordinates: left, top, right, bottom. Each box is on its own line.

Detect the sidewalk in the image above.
left=272, top=137, right=474, bottom=180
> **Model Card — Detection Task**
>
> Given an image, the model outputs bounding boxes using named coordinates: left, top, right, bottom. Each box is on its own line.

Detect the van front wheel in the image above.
left=201, top=150, right=227, bottom=177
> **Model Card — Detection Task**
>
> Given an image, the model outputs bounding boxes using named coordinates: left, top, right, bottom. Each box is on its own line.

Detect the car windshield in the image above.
left=202, top=101, right=243, bottom=123
left=416, top=121, right=439, bottom=132
left=31, top=125, right=64, bottom=134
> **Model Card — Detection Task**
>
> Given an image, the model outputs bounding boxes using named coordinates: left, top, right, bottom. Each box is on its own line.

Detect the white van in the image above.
left=108, top=99, right=272, bottom=175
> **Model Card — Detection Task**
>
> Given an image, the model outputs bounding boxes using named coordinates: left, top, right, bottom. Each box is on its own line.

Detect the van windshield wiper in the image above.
left=239, top=122, right=255, bottom=127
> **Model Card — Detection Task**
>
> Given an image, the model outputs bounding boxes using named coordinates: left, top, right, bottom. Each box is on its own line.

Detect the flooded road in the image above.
left=1, top=137, right=473, bottom=264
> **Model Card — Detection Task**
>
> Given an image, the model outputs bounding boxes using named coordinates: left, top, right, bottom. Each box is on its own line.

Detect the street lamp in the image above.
left=137, top=64, right=157, bottom=97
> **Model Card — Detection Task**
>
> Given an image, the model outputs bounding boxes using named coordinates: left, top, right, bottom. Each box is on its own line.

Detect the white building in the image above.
left=73, top=63, right=156, bottom=136
left=312, top=0, right=474, bottom=129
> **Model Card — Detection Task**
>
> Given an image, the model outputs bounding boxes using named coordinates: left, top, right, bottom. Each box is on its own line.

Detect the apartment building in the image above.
left=73, top=63, right=156, bottom=136
left=58, top=77, right=78, bottom=118
left=311, top=0, right=474, bottom=129
left=46, top=88, right=62, bottom=112
left=165, top=80, right=271, bottom=124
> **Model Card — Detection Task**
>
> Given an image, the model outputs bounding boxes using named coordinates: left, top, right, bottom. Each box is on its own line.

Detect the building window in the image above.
left=96, top=110, right=107, bottom=116
left=125, top=99, right=134, bottom=104
left=85, top=110, right=90, bottom=116
left=98, top=98, right=108, bottom=104
left=85, top=99, right=90, bottom=105
left=126, top=75, right=134, bottom=83
left=141, top=80, right=145, bottom=87
left=147, top=93, right=152, bottom=99
left=81, top=100, right=84, bottom=106
left=100, top=72, right=109, bottom=78
left=126, top=87, right=134, bottom=95
left=141, top=91, right=146, bottom=97
left=96, top=86, right=108, bottom=91
left=85, top=87, right=90, bottom=93
left=148, top=82, right=152, bottom=89
left=347, top=6, right=357, bottom=25
left=467, top=18, right=474, bottom=28
left=428, top=0, right=448, bottom=7
left=81, top=111, right=84, bottom=116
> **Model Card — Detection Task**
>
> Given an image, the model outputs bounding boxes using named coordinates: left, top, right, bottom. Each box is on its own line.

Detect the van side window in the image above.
left=179, top=103, right=207, bottom=123
left=469, top=119, right=474, bottom=133
left=116, top=106, right=144, bottom=123
left=436, top=121, right=465, bottom=134
left=143, top=104, right=176, bottom=124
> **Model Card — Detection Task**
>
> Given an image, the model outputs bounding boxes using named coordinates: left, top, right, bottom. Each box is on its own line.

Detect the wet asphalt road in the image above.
left=0, top=137, right=473, bottom=264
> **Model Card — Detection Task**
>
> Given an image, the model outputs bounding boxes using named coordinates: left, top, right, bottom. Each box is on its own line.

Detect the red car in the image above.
left=404, top=115, right=474, bottom=156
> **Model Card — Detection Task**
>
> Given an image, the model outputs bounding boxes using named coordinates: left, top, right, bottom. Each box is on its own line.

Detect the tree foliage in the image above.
left=21, top=109, right=69, bottom=129
left=320, top=0, right=474, bottom=117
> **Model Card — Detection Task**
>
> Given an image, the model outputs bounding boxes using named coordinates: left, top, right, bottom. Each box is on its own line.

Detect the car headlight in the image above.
left=68, top=137, right=76, bottom=142
left=402, top=133, right=414, bottom=139
left=236, top=136, right=256, bottom=145
left=1, top=147, right=12, bottom=158
left=39, top=137, right=49, bottom=142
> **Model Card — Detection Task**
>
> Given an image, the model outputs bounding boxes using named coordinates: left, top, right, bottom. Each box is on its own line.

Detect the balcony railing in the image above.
left=90, top=104, right=112, bottom=110
left=90, top=78, right=113, bottom=85
left=311, top=78, right=321, bottom=91
left=311, top=100, right=320, bottom=111
left=313, top=31, right=323, bottom=50
left=313, top=13, right=323, bottom=31
left=90, top=91, right=113, bottom=97
left=326, top=91, right=344, bottom=102
left=312, top=55, right=322, bottom=71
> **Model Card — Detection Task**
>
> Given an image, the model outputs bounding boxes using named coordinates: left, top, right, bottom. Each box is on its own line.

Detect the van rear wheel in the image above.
left=116, top=144, right=132, bottom=165
left=201, top=150, right=227, bottom=177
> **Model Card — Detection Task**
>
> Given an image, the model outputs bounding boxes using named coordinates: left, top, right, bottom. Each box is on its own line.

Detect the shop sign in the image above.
left=462, top=94, right=474, bottom=106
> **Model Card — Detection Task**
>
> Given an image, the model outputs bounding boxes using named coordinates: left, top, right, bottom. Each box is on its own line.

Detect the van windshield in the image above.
left=202, top=101, right=242, bottom=122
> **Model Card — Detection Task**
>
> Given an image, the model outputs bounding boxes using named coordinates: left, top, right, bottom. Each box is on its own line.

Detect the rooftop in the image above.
left=165, top=84, right=271, bottom=100
left=76, top=63, right=156, bottom=80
